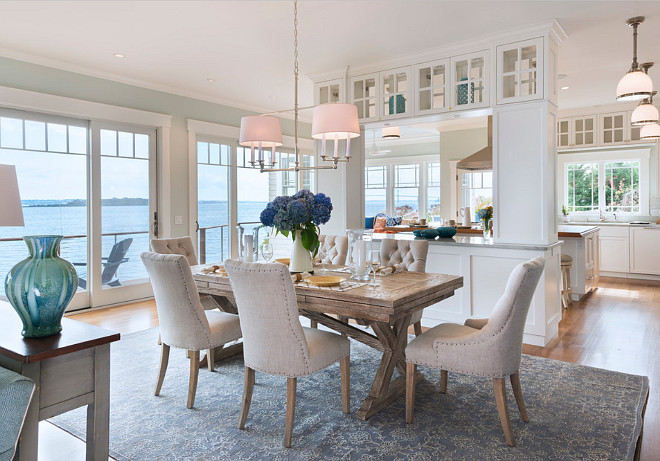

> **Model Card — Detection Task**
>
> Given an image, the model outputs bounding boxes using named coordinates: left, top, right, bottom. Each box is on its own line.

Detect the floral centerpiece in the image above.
left=476, top=206, right=493, bottom=239
left=260, top=190, right=332, bottom=272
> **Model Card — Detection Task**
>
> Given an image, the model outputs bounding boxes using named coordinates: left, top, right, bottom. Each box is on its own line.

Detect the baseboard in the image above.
left=600, top=271, right=660, bottom=281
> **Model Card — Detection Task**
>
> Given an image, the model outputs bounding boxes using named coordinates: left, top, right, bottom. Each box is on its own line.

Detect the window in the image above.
left=394, top=164, right=419, bottom=219
left=461, top=171, right=492, bottom=222
left=560, top=149, right=649, bottom=216
left=365, top=166, right=387, bottom=216
left=427, top=162, right=441, bottom=217
left=566, top=162, right=599, bottom=212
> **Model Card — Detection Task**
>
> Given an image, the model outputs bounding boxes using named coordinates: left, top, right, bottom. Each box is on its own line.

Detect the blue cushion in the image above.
left=0, top=367, right=35, bottom=461
left=365, top=217, right=375, bottom=229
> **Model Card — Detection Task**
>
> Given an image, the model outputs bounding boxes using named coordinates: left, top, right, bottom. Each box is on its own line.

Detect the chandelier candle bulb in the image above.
left=334, top=133, right=339, bottom=158
left=346, top=135, right=351, bottom=158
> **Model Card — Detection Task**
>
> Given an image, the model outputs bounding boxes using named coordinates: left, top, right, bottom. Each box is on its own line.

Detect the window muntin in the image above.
left=604, top=161, right=639, bottom=213
left=394, top=164, right=419, bottom=220
left=461, top=171, right=493, bottom=222
left=566, top=162, right=599, bottom=212
left=365, top=166, right=387, bottom=216
left=427, top=162, right=441, bottom=217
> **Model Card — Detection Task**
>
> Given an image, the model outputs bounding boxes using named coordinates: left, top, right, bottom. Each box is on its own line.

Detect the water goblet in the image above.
left=318, top=246, right=328, bottom=274
left=369, top=253, right=381, bottom=288
left=261, top=242, right=274, bottom=262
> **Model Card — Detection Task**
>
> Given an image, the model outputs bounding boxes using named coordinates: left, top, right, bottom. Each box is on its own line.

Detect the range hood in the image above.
left=457, top=116, right=492, bottom=171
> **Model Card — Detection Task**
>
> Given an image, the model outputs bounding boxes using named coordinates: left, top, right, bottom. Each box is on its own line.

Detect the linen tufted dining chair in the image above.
left=405, top=257, right=545, bottom=446
left=318, top=235, right=349, bottom=265
left=151, top=237, right=221, bottom=311
left=379, top=238, right=429, bottom=335
left=224, top=259, right=350, bottom=448
left=141, top=252, right=242, bottom=408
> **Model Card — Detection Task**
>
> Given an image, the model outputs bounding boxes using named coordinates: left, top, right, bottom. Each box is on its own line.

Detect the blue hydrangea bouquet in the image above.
left=260, top=190, right=332, bottom=258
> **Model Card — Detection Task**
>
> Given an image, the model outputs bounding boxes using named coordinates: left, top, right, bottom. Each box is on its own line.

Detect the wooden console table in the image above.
left=0, top=304, right=120, bottom=460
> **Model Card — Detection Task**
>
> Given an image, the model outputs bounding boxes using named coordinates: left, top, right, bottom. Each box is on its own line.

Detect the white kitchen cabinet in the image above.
left=496, top=38, right=543, bottom=104
left=314, top=79, right=344, bottom=105
left=630, top=227, right=660, bottom=275
left=556, top=115, right=597, bottom=149
left=380, top=66, right=412, bottom=119
left=451, top=51, right=489, bottom=110
left=350, top=73, right=379, bottom=122
left=414, top=58, right=450, bottom=116
left=599, top=112, right=626, bottom=145
left=599, top=226, right=630, bottom=273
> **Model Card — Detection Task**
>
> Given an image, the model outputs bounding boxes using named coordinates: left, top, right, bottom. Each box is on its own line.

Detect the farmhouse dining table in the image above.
left=192, top=264, right=463, bottom=420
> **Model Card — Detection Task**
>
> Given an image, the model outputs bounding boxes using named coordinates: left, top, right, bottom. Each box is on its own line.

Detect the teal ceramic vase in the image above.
left=4, top=235, right=78, bottom=338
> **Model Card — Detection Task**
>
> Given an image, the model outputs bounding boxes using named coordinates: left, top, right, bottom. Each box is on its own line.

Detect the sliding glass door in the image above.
left=0, top=109, right=158, bottom=310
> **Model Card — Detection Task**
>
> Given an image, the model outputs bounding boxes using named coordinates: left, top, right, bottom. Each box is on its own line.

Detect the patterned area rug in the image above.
left=50, top=328, right=648, bottom=460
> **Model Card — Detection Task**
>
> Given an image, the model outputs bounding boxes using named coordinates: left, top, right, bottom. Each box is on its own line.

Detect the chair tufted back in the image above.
left=151, top=237, right=198, bottom=266
left=379, top=239, right=429, bottom=272
left=318, top=235, right=349, bottom=265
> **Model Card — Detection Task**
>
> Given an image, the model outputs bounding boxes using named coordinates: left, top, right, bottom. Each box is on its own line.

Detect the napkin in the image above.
left=201, top=265, right=225, bottom=274
left=291, top=272, right=312, bottom=283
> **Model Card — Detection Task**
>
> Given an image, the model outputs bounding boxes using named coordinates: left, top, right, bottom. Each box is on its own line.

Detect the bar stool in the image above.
left=561, top=254, right=573, bottom=308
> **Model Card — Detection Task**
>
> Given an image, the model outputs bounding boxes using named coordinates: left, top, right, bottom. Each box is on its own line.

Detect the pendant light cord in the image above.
left=293, top=0, right=299, bottom=167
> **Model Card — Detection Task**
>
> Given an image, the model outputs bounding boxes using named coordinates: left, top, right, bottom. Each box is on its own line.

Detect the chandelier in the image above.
left=239, top=0, right=360, bottom=173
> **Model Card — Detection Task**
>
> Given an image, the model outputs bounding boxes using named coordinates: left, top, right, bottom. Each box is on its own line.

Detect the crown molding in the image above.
left=0, top=46, right=313, bottom=123
left=308, top=20, right=566, bottom=83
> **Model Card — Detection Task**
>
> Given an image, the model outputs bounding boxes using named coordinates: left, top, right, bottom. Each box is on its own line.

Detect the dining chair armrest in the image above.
left=464, top=318, right=489, bottom=330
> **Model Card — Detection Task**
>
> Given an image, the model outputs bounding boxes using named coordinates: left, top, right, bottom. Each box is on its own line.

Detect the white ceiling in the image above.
left=0, top=1, right=659, bottom=114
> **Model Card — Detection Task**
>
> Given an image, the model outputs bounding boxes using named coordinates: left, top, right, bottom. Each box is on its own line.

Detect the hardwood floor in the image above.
left=59, top=277, right=659, bottom=460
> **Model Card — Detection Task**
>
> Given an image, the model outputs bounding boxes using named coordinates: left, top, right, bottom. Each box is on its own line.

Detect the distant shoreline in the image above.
left=22, top=199, right=270, bottom=207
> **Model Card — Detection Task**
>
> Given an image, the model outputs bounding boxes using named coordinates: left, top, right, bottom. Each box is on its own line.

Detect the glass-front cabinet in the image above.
left=314, top=79, right=344, bottom=105
left=414, top=58, right=450, bottom=116
left=573, top=115, right=597, bottom=148
left=350, top=73, right=378, bottom=122
left=451, top=51, right=488, bottom=109
left=381, top=67, right=412, bottom=119
left=557, top=118, right=570, bottom=148
left=496, top=38, right=543, bottom=103
left=600, top=112, right=626, bottom=145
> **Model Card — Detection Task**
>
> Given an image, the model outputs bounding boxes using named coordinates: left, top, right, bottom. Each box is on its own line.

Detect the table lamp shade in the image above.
left=0, top=164, right=24, bottom=227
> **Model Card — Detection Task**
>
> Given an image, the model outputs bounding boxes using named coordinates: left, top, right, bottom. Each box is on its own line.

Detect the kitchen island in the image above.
left=556, top=225, right=600, bottom=300
left=372, top=232, right=562, bottom=346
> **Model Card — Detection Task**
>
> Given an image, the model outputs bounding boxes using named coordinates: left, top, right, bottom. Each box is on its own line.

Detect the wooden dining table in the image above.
left=192, top=264, right=463, bottom=420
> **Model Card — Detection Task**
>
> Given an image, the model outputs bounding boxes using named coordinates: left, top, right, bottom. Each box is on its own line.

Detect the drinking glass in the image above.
left=318, top=245, right=328, bottom=274
left=369, top=251, right=381, bottom=288
left=261, top=242, right=274, bottom=262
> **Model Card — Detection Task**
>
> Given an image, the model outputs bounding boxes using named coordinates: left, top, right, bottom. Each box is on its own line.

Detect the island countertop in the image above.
left=372, top=232, right=561, bottom=251
left=454, top=225, right=599, bottom=238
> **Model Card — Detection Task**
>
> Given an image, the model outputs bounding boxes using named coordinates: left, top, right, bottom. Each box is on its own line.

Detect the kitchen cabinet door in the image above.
left=557, top=118, right=571, bottom=148
left=380, top=66, right=412, bottom=119
left=496, top=38, right=543, bottom=104
left=314, top=79, right=344, bottom=105
left=451, top=51, right=489, bottom=110
left=599, top=236, right=629, bottom=273
left=630, top=227, right=660, bottom=275
left=414, top=59, right=450, bottom=116
left=573, top=115, right=597, bottom=148
left=600, top=112, right=626, bottom=145
left=350, top=73, right=379, bottom=122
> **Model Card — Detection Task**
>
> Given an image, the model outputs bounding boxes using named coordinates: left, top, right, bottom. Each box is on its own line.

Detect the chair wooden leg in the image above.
left=310, top=320, right=318, bottom=329
left=157, top=333, right=162, bottom=345
left=493, top=377, right=515, bottom=446
left=510, top=372, right=529, bottom=422
left=405, top=362, right=417, bottom=423
left=413, top=321, right=423, bottom=337
left=440, top=370, right=448, bottom=394
left=238, top=367, right=255, bottom=429
left=154, top=343, right=170, bottom=396
left=187, top=350, right=200, bottom=409
left=207, top=348, right=215, bottom=372
left=284, top=377, right=297, bottom=448
left=340, top=355, right=350, bottom=413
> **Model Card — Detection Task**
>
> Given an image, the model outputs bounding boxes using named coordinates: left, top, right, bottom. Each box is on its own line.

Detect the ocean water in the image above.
left=0, top=202, right=268, bottom=297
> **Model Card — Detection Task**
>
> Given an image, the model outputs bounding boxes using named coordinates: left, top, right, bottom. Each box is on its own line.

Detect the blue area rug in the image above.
left=50, top=328, right=648, bottom=460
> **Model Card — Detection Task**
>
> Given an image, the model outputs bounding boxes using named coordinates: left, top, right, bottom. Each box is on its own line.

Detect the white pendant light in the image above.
left=630, top=63, right=658, bottom=126
left=640, top=123, right=660, bottom=140
left=239, top=0, right=360, bottom=173
left=382, top=126, right=400, bottom=140
left=312, top=103, right=360, bottom=160
left=616, top=17, right=653, bottom=101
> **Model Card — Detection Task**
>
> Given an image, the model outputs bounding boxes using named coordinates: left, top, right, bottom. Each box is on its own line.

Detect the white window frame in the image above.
left=365, top=154, right=440, bottom=219
left=557, top=147, right=650, bottom=218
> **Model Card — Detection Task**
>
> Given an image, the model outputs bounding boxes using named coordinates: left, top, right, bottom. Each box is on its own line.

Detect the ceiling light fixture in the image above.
left=639, top=123, right=660, bottom=140
left=368, top=131, right=390, bottom=156
left=113, top=53, right=124, bottom=58
left=207, top=78, right=215, bottom=82
left=239, top=0, right=359, bottom=172
left=560, top=86, right=570, bottom=90
left=616, top=17, right=653, bottom=101
left=382, top=126, right=400, bottom=140
left=630, top=63, right=659, bottom=126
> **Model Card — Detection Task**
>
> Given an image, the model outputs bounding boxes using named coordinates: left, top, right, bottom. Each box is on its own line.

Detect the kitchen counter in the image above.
left=372, top=232, right=562, bottom=252
left=557, top=225, right=599, bottom=238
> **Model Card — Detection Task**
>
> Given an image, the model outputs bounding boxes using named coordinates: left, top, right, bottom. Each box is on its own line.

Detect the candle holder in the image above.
left=346, top=229, right=373, bottom=281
